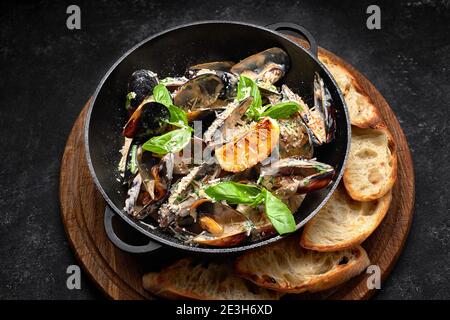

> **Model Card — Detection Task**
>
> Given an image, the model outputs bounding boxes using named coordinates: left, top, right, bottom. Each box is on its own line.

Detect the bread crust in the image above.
left=318, top=54, right=385, bottom=129
left=143, top=259, right=281, bottom=300
left=300, top=188, right=392, bottom=251
left=235, top=240, right=370, bottom=294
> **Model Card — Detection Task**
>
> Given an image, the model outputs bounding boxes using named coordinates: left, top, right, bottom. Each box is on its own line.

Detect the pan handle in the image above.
left=104, top=206, right=162, bottom=254
left=266, top=22, right=318, bottom=57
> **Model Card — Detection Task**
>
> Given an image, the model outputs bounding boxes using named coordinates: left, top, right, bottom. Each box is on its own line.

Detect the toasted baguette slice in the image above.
left=300, top=186, right=392, bottom=251
left=142, top=259, right=282, bottom=300
left=142, top=272, right=186, bottom=299
left=235, top=238, right=370, bottom=293
left=344, top=127, right=397, bottom=201
left=319, top=55, right=385, bottom=129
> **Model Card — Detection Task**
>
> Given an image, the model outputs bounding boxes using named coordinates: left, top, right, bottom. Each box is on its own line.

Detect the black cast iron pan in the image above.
left=85, top=21, right=351, bottom=254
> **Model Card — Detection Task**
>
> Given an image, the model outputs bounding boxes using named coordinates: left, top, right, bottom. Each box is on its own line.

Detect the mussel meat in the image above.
left=185, top=199, right=252, bottom=247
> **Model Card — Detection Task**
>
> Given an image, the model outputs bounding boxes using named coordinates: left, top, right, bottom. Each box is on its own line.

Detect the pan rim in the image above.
left=84, top=20, right=351, bottom=253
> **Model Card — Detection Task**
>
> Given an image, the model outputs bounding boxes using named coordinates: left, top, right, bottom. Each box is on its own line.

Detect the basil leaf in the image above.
left=142, top=128, right=191, bottom=155
left=204, top=181, right=296, bottom=235
left=166, top=104, right=188, bottom=127
left=261, top=102, right=301, bottom=119
left=263, top=189, right=296, bottom=235
left=237, top=76, right=263, bottom=120
left=125, top=91, right=136, bottom=111
left=204, top=182, right=264, bottom=206
left=153, top=84, right=189, bottom=127
left=153, top=84, right=173, bottom=107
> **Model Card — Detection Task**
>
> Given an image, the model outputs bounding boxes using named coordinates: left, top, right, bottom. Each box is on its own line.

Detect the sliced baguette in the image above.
left=300, top=185, right=392, bottom=251
left=344, top=127, right=397, bottom=201
left=235, top=238, right=370, bottom=294
left=142, top=258, right=282, bottom=300
left=319, top=55, right=385, bottom=129
left=142, top=272, right=184, bottom=299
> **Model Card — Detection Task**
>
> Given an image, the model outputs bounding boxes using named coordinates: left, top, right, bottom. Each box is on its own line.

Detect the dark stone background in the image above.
left=0, top=0, right=449, bottom=300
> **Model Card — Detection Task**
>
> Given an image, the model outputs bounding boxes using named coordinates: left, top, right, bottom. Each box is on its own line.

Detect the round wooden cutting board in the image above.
left=59, top=38, right=415, bottom=300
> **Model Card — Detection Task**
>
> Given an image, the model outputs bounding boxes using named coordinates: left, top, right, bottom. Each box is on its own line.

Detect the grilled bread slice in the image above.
left=143, top=272, right=184, bottom=299
left=235, top=238, right=370, bottom=293
left=142, top=258, right=282, bottom=300
left=344, top=127, right=397, bottom=201
left=319, top=55, right=385, bottom=129
left=300, top=185, right=392, bottom=251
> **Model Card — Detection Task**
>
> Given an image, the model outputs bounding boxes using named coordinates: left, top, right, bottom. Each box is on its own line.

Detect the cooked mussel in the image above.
left=260, top=157, right=335, bottom=194
left=122, top=101, right=169, bottom=139
left=203, top=96, right=253, bottom=147
left=159, top=76, right=189, bottom=92
left=312, top=72, right=336, bottom=144
left=158, top=162, right=221, bottom=227
left=281, top=73, right=336, bottom=146
left=126, top=70, right=159, bottom=113
left=173, top=73, right=224, bottom=112
left=188, top=61, right=235, bottom=75
left=277, top=114, right=314, bottom=159
left=230, top=48, right=290, bottom=85
left=124, top=147, right=174, bottom=219
left=186, top=199, right=252, bottom=247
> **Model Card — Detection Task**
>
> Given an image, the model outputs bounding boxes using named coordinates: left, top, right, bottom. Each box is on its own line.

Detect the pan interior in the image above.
left=87, top=22, right=349, bottom=253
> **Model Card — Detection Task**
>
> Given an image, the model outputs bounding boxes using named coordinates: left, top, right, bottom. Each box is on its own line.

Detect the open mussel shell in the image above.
left=126, top=69, right=159, bottom=113
left=171, top=136, right=206, bottom=175
left=277, top=114, right=314, bottom=159
left=230, top=47, right=290, bottom=84
left=124, top=145, right=174, bottom=220
left=187, top=61, right=235, bottom=75
left=159, top=76, right=189, bottom=92
left=157, top=162, right=221, bottom=227
left=235, top=204, right=277, bottom=242
left=173, top=73, right=224, bottom=112
left=311, top=72, right=336, bottom=145
left=260, top=157, right=335, bottom=194
left=203, top=96, right=253, bottom=147
left=186, top=199, right=251, bottom=247
left=281, top=80, right=336, bottom=146
left=122, top=101, right=169, bottom=139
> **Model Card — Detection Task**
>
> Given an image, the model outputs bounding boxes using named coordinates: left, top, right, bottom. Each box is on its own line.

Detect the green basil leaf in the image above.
left=153, top=84, right=173, bottom=107
left=261, top=101, right=301, bottom=119
left=166, top=104, right=188, bottom=127
left=263, top=189, right=296, bottom=235
left=204, top=182, right=263, bottom=206
left=237, top=76, right=263, bottom=120
left=153, top=84, right=189, bottom=128
left=142, top=128, right=191, bottom=155
left=125, top=91, right=136, bottom=111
